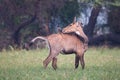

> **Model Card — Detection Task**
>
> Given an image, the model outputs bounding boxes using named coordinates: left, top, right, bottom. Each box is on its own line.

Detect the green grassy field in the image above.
left=0, top=47, right=120, bottom=80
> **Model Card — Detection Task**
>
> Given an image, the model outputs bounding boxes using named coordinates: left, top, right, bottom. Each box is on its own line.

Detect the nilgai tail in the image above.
left=30, top=36, right=50, bottom=51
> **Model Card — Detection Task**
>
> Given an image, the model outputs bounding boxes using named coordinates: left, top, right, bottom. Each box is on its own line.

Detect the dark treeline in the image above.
left=0, top=0, right=120, bottom=50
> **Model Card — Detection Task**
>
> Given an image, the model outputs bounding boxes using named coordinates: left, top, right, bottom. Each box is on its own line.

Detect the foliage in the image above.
left=108, top=6, right=120, bottom=34
left=0, top=48, right=120, bottom=80
left=59, top=0, right=80, bottom=26
left=0, top=0, right=120, bottom=49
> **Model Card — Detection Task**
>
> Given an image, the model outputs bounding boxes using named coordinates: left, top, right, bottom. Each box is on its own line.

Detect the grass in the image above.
left=0, top=47, right=120, bottom=80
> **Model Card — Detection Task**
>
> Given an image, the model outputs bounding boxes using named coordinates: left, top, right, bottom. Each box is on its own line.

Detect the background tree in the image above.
left=108, top=5, right=120, bottom=34
left=0, top=0, right=80, bottom=50
left=78, top=0, right=120, bottom=46
left=59, top=0, right=80, bottom=26
left=0, top=0, right=120, bottom=50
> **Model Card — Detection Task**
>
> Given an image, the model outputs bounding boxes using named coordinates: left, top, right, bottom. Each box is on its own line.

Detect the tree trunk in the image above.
left=84, top=4, right=101, bottom=38
left=13, top=15, right=36, bottom=47
left=12, top=0, right=39, bottom=48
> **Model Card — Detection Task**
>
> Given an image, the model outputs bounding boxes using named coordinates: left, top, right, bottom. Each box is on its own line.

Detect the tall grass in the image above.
left=0, top=47, right=120, bottom=80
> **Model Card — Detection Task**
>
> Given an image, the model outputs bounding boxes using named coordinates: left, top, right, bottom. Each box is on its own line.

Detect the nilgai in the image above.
left=28, top=21, right=88, bottom=70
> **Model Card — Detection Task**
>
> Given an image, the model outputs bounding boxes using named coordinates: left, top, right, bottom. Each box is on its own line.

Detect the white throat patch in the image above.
left=75, top=31, right=80, bottom=35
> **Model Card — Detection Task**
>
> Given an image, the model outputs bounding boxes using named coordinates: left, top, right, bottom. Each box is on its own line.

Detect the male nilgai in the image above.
left=28, top=21, right=88, bottom=70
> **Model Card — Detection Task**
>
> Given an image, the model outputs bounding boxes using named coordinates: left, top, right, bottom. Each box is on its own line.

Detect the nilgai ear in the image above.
left=76, top=22, right=79, bottom=27
left=73, top=16, right=76, bottom=23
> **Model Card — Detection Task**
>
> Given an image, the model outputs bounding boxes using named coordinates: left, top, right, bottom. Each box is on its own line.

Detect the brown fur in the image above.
left=28, top=19, right=88, bottom=70
left=62, top=21, right=88, bottom=52
left=30, top=33, right=86, bottom=70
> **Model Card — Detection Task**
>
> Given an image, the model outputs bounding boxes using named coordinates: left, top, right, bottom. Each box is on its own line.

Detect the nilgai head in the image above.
left=62, top=18, right=88, bottom=43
